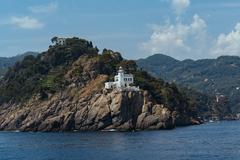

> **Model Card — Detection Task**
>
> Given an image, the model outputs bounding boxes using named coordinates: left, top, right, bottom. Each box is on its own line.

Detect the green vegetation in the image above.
left=0, top=37, right=204, bottom=120
left=0, top=52, right=38, bottom=77
left=133, top=70, right=196, bottom=116
left=0, top=37, right=98, bottom=104
left=99, top=49, right=123, bottom=75
left=98, top=52, right=198, bottom=117
left=137, top=53, right=236, bottom=118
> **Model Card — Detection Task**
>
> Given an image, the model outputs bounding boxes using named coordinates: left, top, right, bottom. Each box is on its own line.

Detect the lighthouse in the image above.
left=105, top=66, right=139, bottom=91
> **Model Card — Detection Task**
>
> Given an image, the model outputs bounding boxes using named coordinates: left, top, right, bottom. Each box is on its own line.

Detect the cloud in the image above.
left=141, top=0, right=240, bottom=59
left=141, top=14, right=209, bottom=60
left=211, top=23, right=240, bottom=56
left=10, top=16, right=44, bottom=29
left=141, top=16, right=240, bottom=59
left=29, top=2, right=58, bottom=13
left=171, top=0, right=190, bottom=16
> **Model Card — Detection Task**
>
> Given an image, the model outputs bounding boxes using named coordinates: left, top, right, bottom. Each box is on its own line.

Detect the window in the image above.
left=127, top=78, right=132, bottom=81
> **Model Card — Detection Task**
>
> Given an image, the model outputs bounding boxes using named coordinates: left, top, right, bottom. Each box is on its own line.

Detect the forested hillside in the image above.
left=137, top=54, right=240, bottom=114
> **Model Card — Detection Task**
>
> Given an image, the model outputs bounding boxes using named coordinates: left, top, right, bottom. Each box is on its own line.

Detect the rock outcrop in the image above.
left=0, top=75, right=199, bottom=131
left=0, top=38, right=201, bottom=132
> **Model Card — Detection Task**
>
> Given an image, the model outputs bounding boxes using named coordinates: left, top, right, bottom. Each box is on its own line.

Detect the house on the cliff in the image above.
left=55, top=37, right=66, bottom=45
left=51, top=37, right=66, bottom=46
left=105, top=67, right=140, bottom=91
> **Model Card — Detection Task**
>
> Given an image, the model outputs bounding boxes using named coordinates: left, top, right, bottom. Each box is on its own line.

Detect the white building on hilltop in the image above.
left=55, top=37, right=66, bottom=45
left=105, top=67, right=140, bottom=91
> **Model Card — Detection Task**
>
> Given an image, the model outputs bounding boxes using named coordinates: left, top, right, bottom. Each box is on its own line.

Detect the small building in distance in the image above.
left=51, top=37, right=66, bottom=46
left=55, top=37, right=66, bottom=45
left=105, top=67, right=140, bottom=91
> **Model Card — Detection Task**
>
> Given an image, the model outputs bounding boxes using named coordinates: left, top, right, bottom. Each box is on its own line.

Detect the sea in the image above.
left=0, top=121, right=240, bottom=160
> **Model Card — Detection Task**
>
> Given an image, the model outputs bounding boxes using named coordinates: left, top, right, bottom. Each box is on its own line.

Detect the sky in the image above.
left=0, top=0, right=240, bottom=60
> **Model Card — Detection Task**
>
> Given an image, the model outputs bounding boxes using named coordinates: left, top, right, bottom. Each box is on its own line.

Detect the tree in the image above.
left=51, top=36, right=58, bottom=44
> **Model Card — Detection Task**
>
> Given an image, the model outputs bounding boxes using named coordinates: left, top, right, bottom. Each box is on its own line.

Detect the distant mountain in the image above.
left=0, top=52, right=39, bottom=77
left=137, top=54, right=240, bottom=114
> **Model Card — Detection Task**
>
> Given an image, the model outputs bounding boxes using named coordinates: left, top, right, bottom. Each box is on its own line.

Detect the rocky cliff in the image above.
left=0, top=80, right=198, bottom=131
left=0, top=38, right=201, bottom=131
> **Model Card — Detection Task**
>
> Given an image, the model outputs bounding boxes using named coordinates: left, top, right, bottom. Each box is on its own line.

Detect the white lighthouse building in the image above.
left=105, top=67, right=139, bottom=91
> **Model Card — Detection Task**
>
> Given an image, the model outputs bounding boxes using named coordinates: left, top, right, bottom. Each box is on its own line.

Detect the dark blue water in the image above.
left=0, top=121, right=240, bottom=160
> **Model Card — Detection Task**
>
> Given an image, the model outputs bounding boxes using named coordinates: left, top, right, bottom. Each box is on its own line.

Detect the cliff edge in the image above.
left=0, top=37, right=201, bottom=131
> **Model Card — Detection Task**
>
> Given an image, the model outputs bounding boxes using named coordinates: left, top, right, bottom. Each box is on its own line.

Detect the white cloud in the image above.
left=141, top=14, right=210, bottom=60
left=141, top=0, right=240, bottom=59
left=29, top=2, right=58, bottom=14
left=211, top=23, right=240, bottom=56
left=10, top=16, right=44, bottom=29
left=171, top=0, right=190, bottom=16
left=141, top=16, right=240, bottom=59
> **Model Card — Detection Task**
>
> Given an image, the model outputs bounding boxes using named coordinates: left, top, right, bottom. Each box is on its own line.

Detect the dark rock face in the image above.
left=0, top=75, right=199, bottom=132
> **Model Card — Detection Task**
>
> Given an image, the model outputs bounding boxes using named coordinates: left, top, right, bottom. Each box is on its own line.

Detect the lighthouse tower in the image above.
left=116, top=66, right=125, bottom=88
